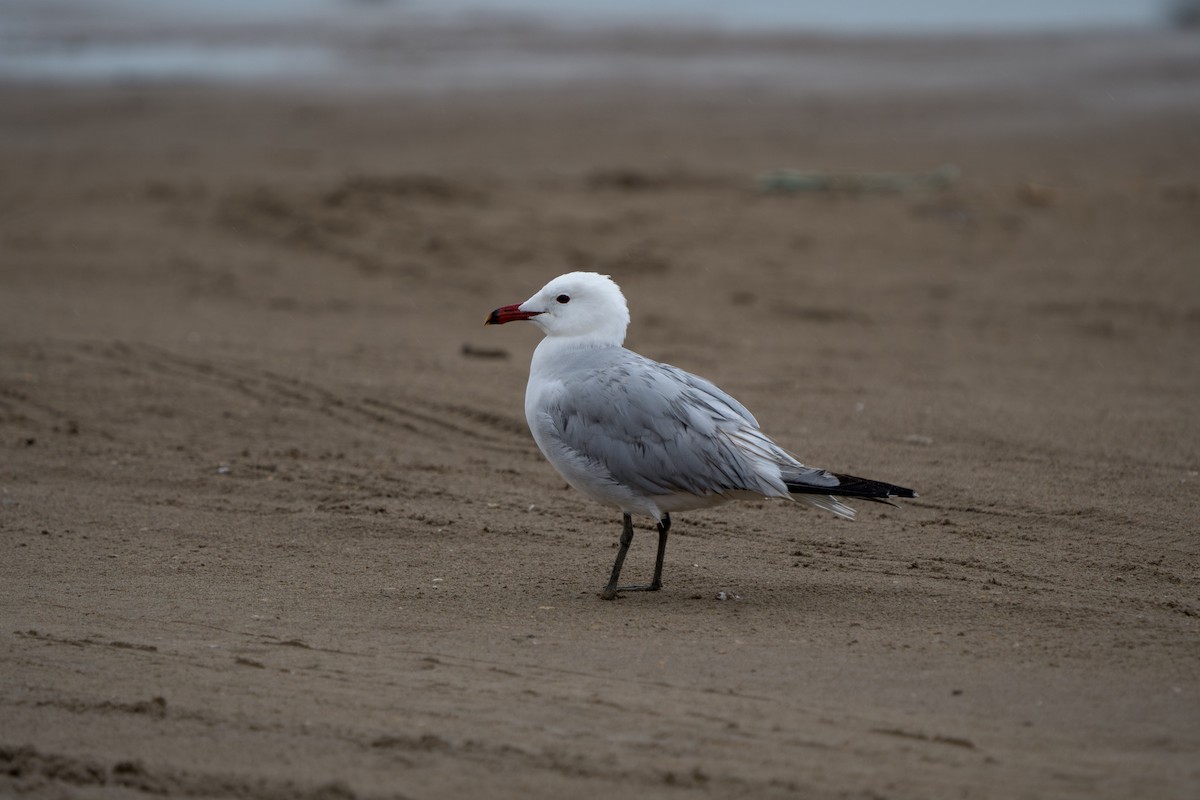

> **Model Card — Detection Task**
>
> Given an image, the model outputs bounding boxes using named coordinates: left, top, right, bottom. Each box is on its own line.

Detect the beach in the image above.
left=1, top=12, right=1199, bottom=799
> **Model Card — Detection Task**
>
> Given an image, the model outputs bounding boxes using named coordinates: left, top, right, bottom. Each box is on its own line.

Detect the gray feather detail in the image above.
left=538, top=348, right=811, bottom=501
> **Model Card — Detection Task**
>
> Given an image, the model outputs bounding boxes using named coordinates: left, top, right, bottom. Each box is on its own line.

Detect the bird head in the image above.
left=486, top=272, right=630, bottom=346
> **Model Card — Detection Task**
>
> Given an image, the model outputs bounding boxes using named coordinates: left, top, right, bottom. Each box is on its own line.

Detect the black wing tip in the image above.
left=788, top=473, right=918, bottom=501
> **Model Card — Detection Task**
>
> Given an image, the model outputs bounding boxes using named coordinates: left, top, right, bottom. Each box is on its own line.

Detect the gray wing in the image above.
left=542, top=350, right=836, bottom=499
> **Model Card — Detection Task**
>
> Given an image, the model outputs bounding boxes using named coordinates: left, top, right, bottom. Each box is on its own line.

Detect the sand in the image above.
left=1, top=22, right=1198, bottom=800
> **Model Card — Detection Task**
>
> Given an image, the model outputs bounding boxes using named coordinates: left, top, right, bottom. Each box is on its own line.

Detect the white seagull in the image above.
left=486, top=272, right=917, bottom=599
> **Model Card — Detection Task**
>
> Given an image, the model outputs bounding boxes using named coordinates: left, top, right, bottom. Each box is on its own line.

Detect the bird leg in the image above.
left=648, top=513, right=670, bottom=589
left=600, top=513, right=671, bottom=600
left=600, top=514, right=635, bottom=600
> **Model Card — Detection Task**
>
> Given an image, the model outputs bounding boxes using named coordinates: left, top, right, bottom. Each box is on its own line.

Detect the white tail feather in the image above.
left=799, top=494, right=856, bottom=520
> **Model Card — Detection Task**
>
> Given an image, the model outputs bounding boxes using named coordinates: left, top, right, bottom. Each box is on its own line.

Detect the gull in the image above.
left=486, top=272, right=917, bottom=599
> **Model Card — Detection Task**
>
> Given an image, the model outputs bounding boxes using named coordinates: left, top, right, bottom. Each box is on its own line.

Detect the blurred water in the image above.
left=428, top=0, right=1171, bottom=33
left=0, top=0, right=1184, bottom=87
left=0, top=42, right=335, bottom=84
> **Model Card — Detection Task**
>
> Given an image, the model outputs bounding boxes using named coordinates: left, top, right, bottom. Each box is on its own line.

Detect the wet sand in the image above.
left=1, top=23, right=1199, bottom=800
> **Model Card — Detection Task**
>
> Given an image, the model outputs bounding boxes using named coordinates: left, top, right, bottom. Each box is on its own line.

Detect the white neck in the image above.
left=530, top=332, right=620, bottom=373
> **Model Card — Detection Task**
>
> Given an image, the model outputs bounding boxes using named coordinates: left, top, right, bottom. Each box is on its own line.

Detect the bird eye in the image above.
left=556, top=294, right=570, bottom=304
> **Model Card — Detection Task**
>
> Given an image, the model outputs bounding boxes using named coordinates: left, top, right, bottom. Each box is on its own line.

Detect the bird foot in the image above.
left=600, top=582, right=662, bottom=600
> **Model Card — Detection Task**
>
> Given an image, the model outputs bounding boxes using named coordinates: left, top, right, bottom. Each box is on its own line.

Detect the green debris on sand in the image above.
left=758, top=164, right=960, bottom=194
